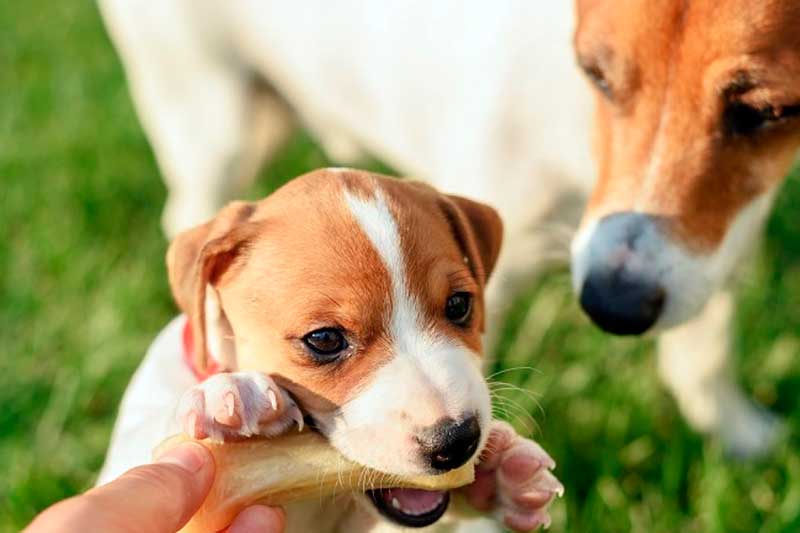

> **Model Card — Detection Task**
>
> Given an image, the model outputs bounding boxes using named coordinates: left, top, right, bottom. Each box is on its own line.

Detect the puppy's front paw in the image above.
left=460, top=421, right=563, bottom=531
left=177, top=372, right=303, bottom=442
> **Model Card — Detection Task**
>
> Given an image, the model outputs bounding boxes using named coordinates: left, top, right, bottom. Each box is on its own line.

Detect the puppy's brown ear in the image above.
left=166, top=201, right=258, bottom=372
left=439, top=194, right=504, bottom=286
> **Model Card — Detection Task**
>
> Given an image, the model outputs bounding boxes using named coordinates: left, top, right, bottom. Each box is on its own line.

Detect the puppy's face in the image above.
left=168, top=169, right=503, bottom=478
left=572, top=0, right=800, bottom=334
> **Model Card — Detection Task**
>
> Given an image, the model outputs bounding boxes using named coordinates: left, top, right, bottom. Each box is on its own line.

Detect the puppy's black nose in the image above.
left=419, top=416, right=481, bottom=472
left=580, top=268, right=665, bottom=335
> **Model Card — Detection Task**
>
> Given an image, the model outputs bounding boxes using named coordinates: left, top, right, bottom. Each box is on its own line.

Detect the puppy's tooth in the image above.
left=267, top=389, right=278, bottom=411
left=391, top=497, right=401, bottom=510
left=224, top=392, right=236, bottom=417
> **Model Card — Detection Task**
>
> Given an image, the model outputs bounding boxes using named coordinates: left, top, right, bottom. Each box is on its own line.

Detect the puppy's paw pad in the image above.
left=177, top=372, right=302, bottom=442
left=463, top=421, right=562, bottom=531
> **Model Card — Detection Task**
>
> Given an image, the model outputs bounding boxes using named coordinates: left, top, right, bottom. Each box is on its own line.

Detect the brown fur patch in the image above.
left=575, top=0, right=800, bottom=250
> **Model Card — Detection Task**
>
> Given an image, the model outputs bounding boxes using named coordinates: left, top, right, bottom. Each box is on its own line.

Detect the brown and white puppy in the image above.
left=99, top=169, right=562, bottom=532
left=571, top=0, right=800, bottom=454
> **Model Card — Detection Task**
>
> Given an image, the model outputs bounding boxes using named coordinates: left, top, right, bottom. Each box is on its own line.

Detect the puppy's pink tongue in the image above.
left=382, top=488, right=446, bottom=515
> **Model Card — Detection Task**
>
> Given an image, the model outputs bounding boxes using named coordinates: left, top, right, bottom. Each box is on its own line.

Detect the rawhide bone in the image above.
left=154, top=431, right=475, bottom=533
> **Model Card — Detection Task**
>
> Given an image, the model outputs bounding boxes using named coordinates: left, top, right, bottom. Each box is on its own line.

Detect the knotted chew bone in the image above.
left=154, top=431, right=475, bottom=533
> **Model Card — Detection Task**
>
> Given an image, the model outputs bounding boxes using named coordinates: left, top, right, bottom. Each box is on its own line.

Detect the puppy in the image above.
left=99, top=169, right=563, bottom=532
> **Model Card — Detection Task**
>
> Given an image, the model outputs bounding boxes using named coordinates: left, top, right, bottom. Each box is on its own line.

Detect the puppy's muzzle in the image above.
left=418, top=415, right=481, bottom=472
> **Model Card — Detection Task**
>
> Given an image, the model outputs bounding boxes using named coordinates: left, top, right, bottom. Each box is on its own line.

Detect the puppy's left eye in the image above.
left=445, top=292, right=473, bottom=325
left=302, top=328, right=348, bottom=363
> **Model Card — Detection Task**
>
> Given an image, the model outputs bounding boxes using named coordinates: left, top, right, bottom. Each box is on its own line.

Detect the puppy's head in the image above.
left=572, top=0, right=800, bottom=334
left=167, top=169, right=502, bottom=478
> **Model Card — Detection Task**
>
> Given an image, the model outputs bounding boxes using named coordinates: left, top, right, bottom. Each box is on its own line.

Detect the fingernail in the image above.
left=156, top=441, right=209, bottom=473
left=229, top=505, right=286, bottom=533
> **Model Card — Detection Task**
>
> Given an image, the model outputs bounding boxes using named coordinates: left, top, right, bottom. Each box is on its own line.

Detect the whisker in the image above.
left=486, top=366, right=540, bottom=380
left=488, top=380, right=544, bottom=406
left=491, top=396, right=537, bottom=435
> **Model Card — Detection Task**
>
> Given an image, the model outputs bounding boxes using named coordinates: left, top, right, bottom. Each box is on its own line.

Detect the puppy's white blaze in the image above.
left=334, top=186, right=491, bottom=473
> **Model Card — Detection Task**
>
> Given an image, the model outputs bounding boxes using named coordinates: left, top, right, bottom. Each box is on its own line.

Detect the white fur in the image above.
left=97, top=316, right=193, bottom=485
left=658, top=291, right=781, bottom=457
left=332, top=187, right=492, bottom=475
left=204, top=284, right=238, bottom=369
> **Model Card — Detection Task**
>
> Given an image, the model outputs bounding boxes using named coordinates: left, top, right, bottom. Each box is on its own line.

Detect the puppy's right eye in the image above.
left=445, top=292, right=473, bottom=326
left=302, top=328, right=348, bottom=363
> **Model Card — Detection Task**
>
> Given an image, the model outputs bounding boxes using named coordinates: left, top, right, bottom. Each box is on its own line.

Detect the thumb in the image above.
left=28, top=441, right=216, bottom=533
left=91, top=441, right=215, bottom=532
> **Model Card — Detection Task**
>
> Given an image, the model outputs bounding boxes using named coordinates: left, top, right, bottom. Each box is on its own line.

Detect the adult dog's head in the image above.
left=571, top=0, right=800, bottom=334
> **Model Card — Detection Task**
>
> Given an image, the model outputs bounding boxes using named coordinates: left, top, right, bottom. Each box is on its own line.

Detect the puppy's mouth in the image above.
left=308, top=414, right=456, bottom=527
left=366, top=488, right=450, bottom=528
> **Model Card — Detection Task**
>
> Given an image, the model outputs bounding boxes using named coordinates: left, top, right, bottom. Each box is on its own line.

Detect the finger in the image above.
left=106, top=441, right=216, bottom=530
left=225, top=505, right=286, bottom=533
left=25, top=442, right=215, bottom=533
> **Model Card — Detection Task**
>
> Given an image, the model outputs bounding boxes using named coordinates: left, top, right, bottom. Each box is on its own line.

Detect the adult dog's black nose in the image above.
left=580, top=268, right=665, bottom=335
left=419, top=416, right=481, bottom=472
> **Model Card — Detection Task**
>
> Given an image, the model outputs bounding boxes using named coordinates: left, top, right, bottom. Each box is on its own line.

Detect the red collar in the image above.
left=182, top=318, right=220, bottom=381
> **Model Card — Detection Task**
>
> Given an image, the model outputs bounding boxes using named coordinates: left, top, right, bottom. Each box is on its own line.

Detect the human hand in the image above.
left=25, top=441, right=285, bottom=533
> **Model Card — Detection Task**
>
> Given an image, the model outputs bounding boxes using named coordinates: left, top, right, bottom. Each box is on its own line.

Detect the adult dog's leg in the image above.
left=100, top=0, right=294, bottom=238
left=657, top=290, right=781, bottom=457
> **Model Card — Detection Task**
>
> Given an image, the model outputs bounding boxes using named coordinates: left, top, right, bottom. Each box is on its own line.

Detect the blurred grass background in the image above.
left=2, top=2, right=800, bottom=532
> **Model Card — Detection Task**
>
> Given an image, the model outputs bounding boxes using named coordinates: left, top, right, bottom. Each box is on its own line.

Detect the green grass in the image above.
left=2, top=3, right=800, bottom=532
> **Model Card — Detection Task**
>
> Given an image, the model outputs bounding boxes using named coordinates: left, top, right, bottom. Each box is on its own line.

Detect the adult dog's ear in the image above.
left=166, top=201, right=258, bottom=372
left=438, top=194, right=504, bottom=287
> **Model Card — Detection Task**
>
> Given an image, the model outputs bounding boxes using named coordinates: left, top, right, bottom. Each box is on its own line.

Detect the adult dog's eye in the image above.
left=445, top=292, right=473, bottom=325
left=724, top=102, right=773, bottom=136
left=582, top=64, right=612, bottom=98
left=302, top=328, right=348, bottom=363
left=722, top=102, right=800, bottom=137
